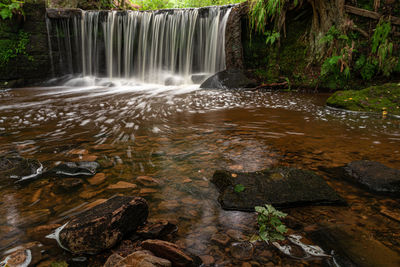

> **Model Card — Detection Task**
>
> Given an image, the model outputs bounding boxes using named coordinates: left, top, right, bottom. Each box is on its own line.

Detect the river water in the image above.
left=0, top=79, right=399, bottom=266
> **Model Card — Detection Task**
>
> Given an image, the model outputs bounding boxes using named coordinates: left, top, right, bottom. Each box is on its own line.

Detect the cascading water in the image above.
left=46, top=6, right=232, bottom=85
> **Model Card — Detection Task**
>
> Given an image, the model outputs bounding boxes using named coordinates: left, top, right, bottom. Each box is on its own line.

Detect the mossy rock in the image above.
left=326, top=83, right=400, bottom=115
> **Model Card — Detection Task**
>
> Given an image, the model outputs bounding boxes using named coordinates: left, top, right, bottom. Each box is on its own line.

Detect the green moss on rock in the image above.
left=326, top=83, right=400, bottom=115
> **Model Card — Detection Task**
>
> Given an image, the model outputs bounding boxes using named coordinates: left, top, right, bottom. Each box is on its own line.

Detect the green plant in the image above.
left=0, top=0, right=24, bottom=20
left=0, top=30, right=32, bottom=66
left=234, top=184, right=245, bottom=193
left=251, top=204, right=288, bottom=243
left=264, top=30, right=280, bottom=46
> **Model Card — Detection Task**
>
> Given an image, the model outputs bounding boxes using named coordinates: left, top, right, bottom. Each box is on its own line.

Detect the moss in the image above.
left=326, top=83, right=400, bottom=115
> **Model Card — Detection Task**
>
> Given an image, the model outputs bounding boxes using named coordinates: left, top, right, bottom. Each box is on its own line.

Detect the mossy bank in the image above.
left=327, top=83, right=400, bottom=115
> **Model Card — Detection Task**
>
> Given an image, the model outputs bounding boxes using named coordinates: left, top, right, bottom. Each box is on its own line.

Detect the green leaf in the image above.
left=234, top=184, right=245, bottom=193
left=276, top=224, right=287, bottom=234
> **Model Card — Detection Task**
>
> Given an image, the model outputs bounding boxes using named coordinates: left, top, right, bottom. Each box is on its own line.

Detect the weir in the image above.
left=46, top=6, right=233, bottom=84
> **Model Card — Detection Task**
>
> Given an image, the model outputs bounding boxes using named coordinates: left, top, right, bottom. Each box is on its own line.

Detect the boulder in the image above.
left=343, top=161, right=400, bottom=195
left=211, top=167, right=345, bottom=211
left=141, top=240, right=194, bottom=267
left=200, top=70, right=257, bottom=89
left=54, top=196, right=148, bottom=254
left=0, top=156, right=43, bottom=182
left=46, top=161, right=100, bottom=178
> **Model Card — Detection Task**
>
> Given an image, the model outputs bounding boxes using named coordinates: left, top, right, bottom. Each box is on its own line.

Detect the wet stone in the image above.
left=344, top=161, right=400, bottom=195
left=118, top=250, right=172, bottom=267
left=27, top=224, right=61, bottom=246
left=0, top=156, right=43, bottom=182
left=199, top=255, right=215, bottom=265
left=141, top=239, right=194, bottom=267
left=54, top=178, right=83, bottom=194
left=0, top=242, right=43, bottom=267
left=211, top=233, right=230, bottom=246
left=137, top=176, right=160, bottom=187
left=136, top=220, right=178, bottom=239
left=108, top=181, right=137, bottom=190
left=230, top=242, right=254, bottom=260
left=104, top=253, right=124, bottom=267
left=57, top=196, right=148, bottom=254
left=46, top=161, right=100, bottom=178
left=88, top=173, right=106, bottom=185
left=211, top=167, right=346, bottom=211
left=139, top=188, right=158, bottom=194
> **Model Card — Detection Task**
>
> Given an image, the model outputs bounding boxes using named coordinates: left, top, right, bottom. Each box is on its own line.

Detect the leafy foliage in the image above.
left=130, top=0, right=245, bottom=10
left=0, top=31, right=32, bottom=67
left=234, top=184, right=245, bottom=193
left=0, top=0, right=24, bottom=20
left=264, top=30, right=280, bottom=45
left=252, top=204, right=288, bottom=243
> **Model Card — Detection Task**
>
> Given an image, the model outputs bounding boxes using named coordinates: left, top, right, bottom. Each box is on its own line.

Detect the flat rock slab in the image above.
left=141, top=240, right=194, bottom=267
left=211, top=167, right=345, bottom=211
left=344, top=161, right=400, bottom=195
left=58, top=196, right=148, bottom=254
left=46, top=161, right=100, bottom=178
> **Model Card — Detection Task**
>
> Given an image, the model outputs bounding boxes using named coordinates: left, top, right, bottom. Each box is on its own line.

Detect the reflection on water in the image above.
left=0, top=77, right=399, bottom=265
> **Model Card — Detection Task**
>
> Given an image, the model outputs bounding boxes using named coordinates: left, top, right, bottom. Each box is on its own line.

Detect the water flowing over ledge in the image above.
left=45, top=6, right=233, bottom=85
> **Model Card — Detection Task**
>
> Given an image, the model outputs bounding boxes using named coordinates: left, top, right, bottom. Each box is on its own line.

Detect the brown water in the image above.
left=0, top=79, right=400, bottom=266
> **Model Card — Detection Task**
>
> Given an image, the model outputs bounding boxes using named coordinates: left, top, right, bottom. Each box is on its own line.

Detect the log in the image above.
left=344, top=5, right=400, bottom=25
left=253, top=81, right=288, bottom=90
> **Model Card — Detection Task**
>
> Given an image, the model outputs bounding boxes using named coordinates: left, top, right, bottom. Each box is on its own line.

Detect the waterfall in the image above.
left=46, top=6, right=232, bottom=84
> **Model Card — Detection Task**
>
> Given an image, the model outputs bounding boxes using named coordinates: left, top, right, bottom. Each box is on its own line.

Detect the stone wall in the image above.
left=0, top=0, right=51, bottom=88
left=225, top=2, right=247, bottom=71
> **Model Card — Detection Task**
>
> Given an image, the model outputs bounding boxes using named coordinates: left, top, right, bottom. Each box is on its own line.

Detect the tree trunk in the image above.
left=307, top=0, right=346, bottom=61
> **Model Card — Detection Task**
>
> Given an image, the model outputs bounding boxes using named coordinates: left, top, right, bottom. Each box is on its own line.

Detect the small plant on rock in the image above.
left=251, top=204, right=288, bottom=243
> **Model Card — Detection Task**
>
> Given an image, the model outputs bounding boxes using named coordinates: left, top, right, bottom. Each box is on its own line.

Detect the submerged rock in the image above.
left=53, top=196, right=148, bottom=254
left=0, top=156, right=43, bottom=182
left=200, top=70, right=257, bottom=89
left=141, top=240, right=194, bottom=267
left=54, top=178, right=83, bottom=194
left=136, top=220, right=178, bottom=239
left=211, top=167, right=345, bottom=211
left=0, top=242, right=43, bottom=267
left=46, top=161, right=100, bottom=178
left=116, top=250, right=172, bottom=267
left=343, top=161, right=400, bottom=195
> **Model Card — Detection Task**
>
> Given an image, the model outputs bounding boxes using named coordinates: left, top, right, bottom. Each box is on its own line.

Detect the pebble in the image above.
left=88, top=173, right=106, bottom=185
left=107, top=181, right=137, bottom=190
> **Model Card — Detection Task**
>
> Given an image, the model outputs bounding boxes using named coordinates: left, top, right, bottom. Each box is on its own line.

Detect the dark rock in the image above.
left=344, top=161, right=400, bottom=195
left=54, top=178, right=83, bottom=194
left=0, top=156, right=43, bottom=182
left=211, top=167, right=345, bottom=211
left=136, top=220, right=178, bottom=239
left=56, top=196, right=148, bottom=254
left=141, top=240, right=194, bottom=267
left=46, top=161, right=100, bottom=178
left=104, top=253, right=124, bottom=267
left=309, top=225, right=400, bottom=266
left=230, top=242, right=254, bottom=260
left=200, top=70, right=257, bottom=89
